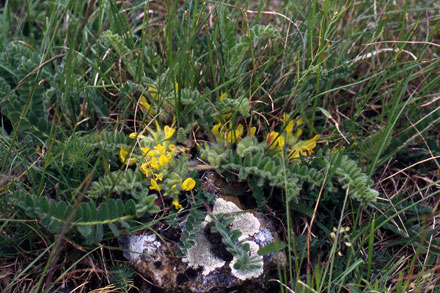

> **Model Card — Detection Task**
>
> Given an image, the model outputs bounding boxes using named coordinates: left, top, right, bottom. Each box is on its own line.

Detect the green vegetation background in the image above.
left=1, top=0, right=440, bottom=292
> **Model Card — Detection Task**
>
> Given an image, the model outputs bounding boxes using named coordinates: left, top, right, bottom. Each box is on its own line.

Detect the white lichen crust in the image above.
left=186, top=222, right=226, bottom=275
left=209, top=198, right=261, bottom=241
left=124, top=234, right=160, bottom=264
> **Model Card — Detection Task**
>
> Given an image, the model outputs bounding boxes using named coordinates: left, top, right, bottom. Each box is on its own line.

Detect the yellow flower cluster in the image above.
left=212, top=122, right=245, bottom=143
left=119, top=124, right=196, bottom=209
left=287, top=135, right=320, bottom=160
left=137, top=126, right=176, bottom=179
left=212, top=122, right=258, bottom=143
left=267, top=114, right=320, bottom=160
left=211, top=92, right=256, bottom=144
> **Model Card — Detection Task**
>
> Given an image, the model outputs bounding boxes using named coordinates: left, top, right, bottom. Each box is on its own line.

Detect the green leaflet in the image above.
left=88, top=169, right=145, bottom=198
left=0, top=42, right=52, bottom=136
left=209, top=212, right=263, bottom=272
left=222, top=148, right=303, bottom=202
left=203, top=140, right=378, bottom=206
left=178, top=88, right=216, bottom=130
left=216, top=95, right=251, bottom=118
left=102, top=30, right=139, bottom=80
left=10, top=191, right=157, bottom=244
left=325, top=154, right=379, bottom=205
left=177, top=208, right=205, bottom=255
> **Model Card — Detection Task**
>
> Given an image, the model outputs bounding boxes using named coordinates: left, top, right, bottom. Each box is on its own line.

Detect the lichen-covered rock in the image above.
left=185, top=224, right=226, bottom=276
left=210, top=198, right=261, bottom=241
left=119, top=197, right=285, bottom=292
left=119, top=233, right=186, bottom=290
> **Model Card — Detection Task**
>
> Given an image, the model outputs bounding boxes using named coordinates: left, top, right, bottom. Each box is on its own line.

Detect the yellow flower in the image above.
left=139, top=162, right=153, bottom=177
left=149, top=178, right=161, bottom=191
left=181, top=178, right=196, bottom=191
left=351, top=135, right=358, bottom=146
left=278, top=136, right=286, bottom=148
left=282, top=114, right=294, bottom=137
left=221, top=113, right=232, bottom=120
left=294, top=118, right=304, bottom=138
left=172, top=199, right=183, bottom=210
left=154, top=144, right=166, bottom=155
left=168, top=144, right=177, bottom=153
left=266, top=131, right=285, bottom=150
left=266, top=131, right=277, bottom=146
left=226, top=124, right=244, bottom=143
left=141, top=147, right=150, bottom=155
left=330, top=146, right=341, bottom=154
left=150, top=121, right=162, bottom=142
left=139, top=96, right=156, bottom=114
left=220, top=92, right=228, bottom=100
left=148, top=86, right=158, bottom=100
left=164, top=126, right=175, bottom=139
left=295, top=128, right=303, bottom=139
left=212, top=123, right=222, bottom=138
left=154, top=173, right=163, bottom=181
left=212, top=122, right=244, bottom=143
left=248, top=126, right=256, bottom=137
left=145, top=149, right=156, bottom=157
left=288, top=134, right=320, bottom=160
left=150, top=157, right=159, bottom=170
left=159, top=154, right=170, bottom=166
left=129, top=132, right=147, bottom=139
left=155, top=120, right=161, bottom=131
left=178, top=147, right=190, bottom=154
left=119, top=146, right=136, bottom=166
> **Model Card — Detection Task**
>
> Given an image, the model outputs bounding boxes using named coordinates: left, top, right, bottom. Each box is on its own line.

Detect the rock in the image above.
left=119, top=197, right=285, bottom=292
